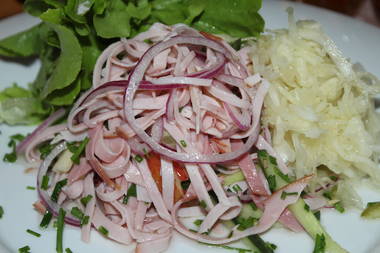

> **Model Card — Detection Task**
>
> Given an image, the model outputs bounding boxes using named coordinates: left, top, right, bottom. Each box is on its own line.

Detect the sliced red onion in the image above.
left=224, top=103, right=251, bottom=131
left=127, top=137, right=151, bottom=155
left=165, top=90, right=175, bottom=122
left=151, top=117, right=163, bottom=143
left=17, top=108, right=66, bottom=154
left=124, top=35, right=259, bottom=163
left=36, top=142, right=80, bottom=226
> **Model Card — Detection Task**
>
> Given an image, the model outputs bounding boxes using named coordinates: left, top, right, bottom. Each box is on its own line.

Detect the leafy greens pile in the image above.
left=0, top=0, right=264, bottom=125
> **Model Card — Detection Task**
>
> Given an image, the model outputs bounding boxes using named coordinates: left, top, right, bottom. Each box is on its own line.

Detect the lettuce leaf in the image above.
left=0, top=84, right=49, bottom=125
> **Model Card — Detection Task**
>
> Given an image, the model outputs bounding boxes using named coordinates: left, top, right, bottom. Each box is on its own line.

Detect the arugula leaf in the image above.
left=40, top=23, right=82, bottom=100
left=40, top=8, right=65, bottom=24
left=0, top=24, right=42, bottom=57
left=93, top=0, right=131, bottom=38
left=193, top=0, right=264, bottom=38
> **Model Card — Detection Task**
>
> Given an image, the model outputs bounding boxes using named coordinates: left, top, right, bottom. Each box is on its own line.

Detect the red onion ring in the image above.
left=36, top=142, right=80, bottom=226
left=124, top=35, right=260, bottom=163
left=16, top=108, right=66, bottom=154
left=224, top=103, right=251, bottom=131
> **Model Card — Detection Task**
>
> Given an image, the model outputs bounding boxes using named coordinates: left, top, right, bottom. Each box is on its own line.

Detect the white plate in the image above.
left=1, top=0, right=380, bottom=252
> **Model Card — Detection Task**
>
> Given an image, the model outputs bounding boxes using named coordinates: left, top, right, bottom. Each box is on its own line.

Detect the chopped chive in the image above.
left=26, top=186, right=36, bottom=190
left=56, top=208, right=66, bottom=253
left=123, top=183, right=137, bottom=204
left=26, top=229, right=41, bottom=237
left=0, top=206, right=3, bottom=219
left=267, top=174, right=277, bottom=192
left=18, top=245, right=31, bottom=253
left=41, top=175, right=50, bottom=190
left=199, top=242, right=252, bottom=252
left=51, top=179, right=68, bottom=203
left=232, top=184, right=242, bottom=193
left=334, top=202, right=345, bottom=213
left=322, top=191, right=333, bottom=200
left=81, top=215, right=90, bottom=226
left=98, top=226, right=109, bottom=236
left=227, top=230, right=233, bottom=238
left=70, top=207, right=84, bottom=220
left=304, top=203, right=310, bottom=212
left=236, top=216, right=257, bottom=231
left=4, top=134, right=25, bottom=163
left=313, top=233, right=326, bottom=253
left=134, top=154, right=143, bottom=163
left=199, top=200, right=207, bottom=209
left=69, top=137, right=89, bottom=164
left=189, top=228, right=198, bottom=233
left=80, top=194, right=93, bottom=207
left=266, top=242, right=278, bottom=250
left=280, top=191, right=298, bottom=200
left=193, top=219, right=203, bottom=226
left=329, top=175, right=338, bottom=181
left=179, top=140, right=187, bottom=148
left=249, top=202, right=258, bottom=211
left=65, top=248, right=73, bottom=253
left=314, top=210, right=321, bottom=221
left=39, top=142, right=58, bottom=160
left=40, top=210, right=53, bottom=228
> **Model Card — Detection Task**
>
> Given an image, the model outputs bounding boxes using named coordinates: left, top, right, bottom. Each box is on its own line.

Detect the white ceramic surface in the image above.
left=1, top=1, right=380, bottom=252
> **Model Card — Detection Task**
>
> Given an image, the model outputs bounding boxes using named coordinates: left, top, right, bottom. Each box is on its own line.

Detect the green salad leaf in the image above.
left=0, top=0, right=264, bottom=125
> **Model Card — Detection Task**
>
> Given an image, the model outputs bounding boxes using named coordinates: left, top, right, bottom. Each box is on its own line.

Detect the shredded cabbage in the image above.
left=251, top=11, right=380, bottom=207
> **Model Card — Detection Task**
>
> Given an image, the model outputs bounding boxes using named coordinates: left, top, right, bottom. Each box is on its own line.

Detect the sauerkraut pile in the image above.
left=251, top=11, right=380, bottom=207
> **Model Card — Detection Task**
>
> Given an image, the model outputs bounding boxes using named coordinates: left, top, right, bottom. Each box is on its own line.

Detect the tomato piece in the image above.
left=146, top=153, right=162, bottom=191
left=173, top=161, right=189, bottom=181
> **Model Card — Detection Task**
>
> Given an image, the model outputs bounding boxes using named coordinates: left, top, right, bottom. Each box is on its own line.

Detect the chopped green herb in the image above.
left=98, top=226, right=109, bottom=236
left=322, top=191, right=333, bottom=200
left=199, top=242, right=252, bottom=252
left=123, top=183, right=137, bottom=204
left=193, top=219, right=203, bottom=226
left=38, top=142, right=58, bottom=160
left=56, top=208, right=66, bottom=253
left=304, top=203, right=310, bottom=212
left=40, top=210, right=53, bottom=228
left=314, top=211, right=321, bottom=221
left=179, top=140, right=187, bottom=148
left=179, top=106, right=185, bottom=113
left=0, top=206, right=3, bottom=219
left=236, top=216, right=257, bottom=231
left=230, top=38, right=242, bottom=50
left=181, top=180, right=191, bottom=191
left=18, top=245, right=31, bottom=253
left=329, top=175, right=338, bottom=181
left=81, top=215, right=90, bottom=226
left=267, top=175, right=277, bottom=192
left=232, top=184, right=242, bottom=193
left=51, top=179, right=68, bottom=202
left=189, top=228, right=198, bottom=233
left=3, top=134, right=25, bottom=163
left=334, top=202, right=345, bottom=213
left=266, top=242, right=277, bottom=250
left=199, top=200, right=207, bottom=209
left=80, top=194, right=93, bottom=207
left=70, top=207, right=84, bottom=220
left=67, top=137, right=89, bottom=164
left=26, top=229, right=41, bottom=237
left=249, top=202, right=258, bottom=211
left=41, top=175, right=50, bottom=190
left=26, top=186, right=36, bottom=190
left=280, top=191, right=298, bottom=200
left=134, top=154, right=143, bottom=163
left=65, top=248, right=73, bottom=253
left=313, top=233, right=326, bottom=253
